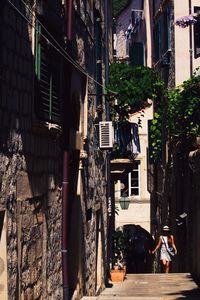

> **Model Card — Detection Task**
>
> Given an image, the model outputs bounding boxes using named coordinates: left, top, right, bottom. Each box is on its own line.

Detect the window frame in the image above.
left=120, top=161, right=141, bottom=198
left=128, top=161, right=140, bottom=197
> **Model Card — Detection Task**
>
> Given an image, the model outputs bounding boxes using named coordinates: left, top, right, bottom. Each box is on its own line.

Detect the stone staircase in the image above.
left=81, top=273, right=200, bottom=300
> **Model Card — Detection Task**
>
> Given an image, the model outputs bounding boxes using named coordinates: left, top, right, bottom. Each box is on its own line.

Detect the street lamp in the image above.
left=119, top=194, right=130, bottom=210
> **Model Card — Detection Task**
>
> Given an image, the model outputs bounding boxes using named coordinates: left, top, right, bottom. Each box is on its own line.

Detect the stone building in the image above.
left=0, top=0, right=113, bottom=299
left=149, top=0, right=200, bottom=274
left=112, top=0, right=153, bottom=234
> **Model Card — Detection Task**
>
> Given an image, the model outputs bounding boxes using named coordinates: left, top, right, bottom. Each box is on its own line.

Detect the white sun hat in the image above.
left=162, top=225, right=170, bottom=231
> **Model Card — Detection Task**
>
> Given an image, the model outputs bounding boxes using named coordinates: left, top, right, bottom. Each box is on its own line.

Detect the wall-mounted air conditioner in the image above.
left=99, top=121, right=113, bottom=149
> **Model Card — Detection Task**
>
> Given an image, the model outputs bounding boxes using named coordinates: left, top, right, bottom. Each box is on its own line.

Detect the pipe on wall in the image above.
left=189, top=0, right=193, bottom=77
left=104, top=0, right=112, bottom=281
left=62, top=0, right=73, bottom=299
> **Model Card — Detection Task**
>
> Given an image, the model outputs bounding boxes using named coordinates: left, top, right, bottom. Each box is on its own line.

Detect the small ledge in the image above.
left=32, top=121, right=63, bottom=137
left=110, top=158, right=135, bottom=179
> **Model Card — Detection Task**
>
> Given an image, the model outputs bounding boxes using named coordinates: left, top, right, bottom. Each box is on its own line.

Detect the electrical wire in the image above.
left=6, top=0, right=117, bottom=95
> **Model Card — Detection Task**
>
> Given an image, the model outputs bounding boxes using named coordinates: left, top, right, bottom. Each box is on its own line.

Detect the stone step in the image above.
left=81, top=273, right=200, bottom=300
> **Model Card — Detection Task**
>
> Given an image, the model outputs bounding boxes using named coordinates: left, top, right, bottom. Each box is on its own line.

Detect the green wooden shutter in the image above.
left=163, top=6, right=171, bottom=52
left=35, top=21, right=61, bottom=123
left=129, top=42, right=144, bottom=66
left=154, top=20, right=161, bottom=62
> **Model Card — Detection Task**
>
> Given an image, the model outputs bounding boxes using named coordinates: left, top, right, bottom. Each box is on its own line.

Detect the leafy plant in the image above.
left=107, top=63, right=164, bottom=121
left=113, top=0, right=131, bottom=17
left=167, top=74, right=200, bottom=149
left=149, top=71, right=200, bottom=161
left=111, top=230, right=129, bottom=270
left=149, top=112, right=163, bottom=162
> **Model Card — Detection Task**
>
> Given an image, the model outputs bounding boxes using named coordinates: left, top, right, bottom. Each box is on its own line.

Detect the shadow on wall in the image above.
left=0, top=1, right=63, bottom=299
left=122, top=224, right=155, bottom=274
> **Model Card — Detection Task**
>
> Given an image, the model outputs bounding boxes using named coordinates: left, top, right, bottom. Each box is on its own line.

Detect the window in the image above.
left=163, top=6, right=171, bottom=52
left=128, top=161, right=140, bottom=196
left=194, top=7, right=200, bottom=58
left=35, top=20, right=62, bottom=124
left=129, top=42, right=144, bottom=66
left=154, top=20, right=161, bottom=62
left=120, top=161, right=140, bottom=197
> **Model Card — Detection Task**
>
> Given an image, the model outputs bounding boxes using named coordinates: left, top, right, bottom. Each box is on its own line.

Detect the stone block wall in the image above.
left=0, top=1, right=112, bottom=299
left=68, top=2, right=110, bottom=298
left=0, top=1, right=62, bottom=299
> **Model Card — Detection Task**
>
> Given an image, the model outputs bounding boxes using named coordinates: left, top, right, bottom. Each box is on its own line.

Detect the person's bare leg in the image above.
left=162, top=259, right=167, bottom=273
left=165, top=261, right=170, bottom=273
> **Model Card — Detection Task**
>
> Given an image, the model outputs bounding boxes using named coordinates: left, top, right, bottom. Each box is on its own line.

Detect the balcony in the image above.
left=110, top=121, right=140, bottom=179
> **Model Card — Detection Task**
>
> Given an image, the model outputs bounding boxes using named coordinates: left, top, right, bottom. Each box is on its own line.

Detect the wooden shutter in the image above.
left=35, top=21, right=61, bottom=123
left=154, top=21, right=161, bottom=62
left=129, top=42, right=144, bottom=66
left=163, top=6, right=171, bottom=52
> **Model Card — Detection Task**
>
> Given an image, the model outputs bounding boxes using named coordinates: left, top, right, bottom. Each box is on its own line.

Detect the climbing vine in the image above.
left=168, top=73, right=200, bottom=149
left=107, top=63, right=164, bottom=121
left=150, top=71, right=200, bottom=161
left=107, top=64, right=200, bottom=162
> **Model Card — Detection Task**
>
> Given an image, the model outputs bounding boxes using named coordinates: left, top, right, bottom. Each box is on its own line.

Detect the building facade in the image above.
left=113, top=0, right=153, bottom=233
left=0, top=0, right=113, bottom=299
left=149, top=0, right=200, bottom=274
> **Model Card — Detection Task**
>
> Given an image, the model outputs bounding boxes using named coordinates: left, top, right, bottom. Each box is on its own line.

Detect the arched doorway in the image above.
left=122, top=224, right=155, bottom=273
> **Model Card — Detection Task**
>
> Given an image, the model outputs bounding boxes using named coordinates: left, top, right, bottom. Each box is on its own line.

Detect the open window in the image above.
left=120, top=161, right=141, bottom=197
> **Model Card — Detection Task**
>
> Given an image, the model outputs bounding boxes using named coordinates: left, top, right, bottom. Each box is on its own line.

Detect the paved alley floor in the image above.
left=82, top=273, right=200, bottom=300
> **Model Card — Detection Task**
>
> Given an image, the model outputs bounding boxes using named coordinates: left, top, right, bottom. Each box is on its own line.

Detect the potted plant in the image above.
left=110, top=230, right=128, bottom=282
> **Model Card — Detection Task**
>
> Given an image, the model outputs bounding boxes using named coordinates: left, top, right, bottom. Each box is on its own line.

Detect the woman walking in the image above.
left=151, top=226, right=177, bottom=273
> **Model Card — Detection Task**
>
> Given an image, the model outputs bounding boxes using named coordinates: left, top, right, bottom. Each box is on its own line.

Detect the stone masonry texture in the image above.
left=0, top=0, right=111, bottom=299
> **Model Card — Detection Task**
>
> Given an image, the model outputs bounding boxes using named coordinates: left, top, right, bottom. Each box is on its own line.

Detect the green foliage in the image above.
left=168, top=75, right=200, bottom=144
left=113, top=0, right=131, bottom=17
left=107, top=63, right=200, bottom=162
left=150, top=72, right=200, bottom=161
left=107, top=63, right=164, bottom=121
left=111, top=230, right=129, bottom=269
left=149, top=112, right=163, bottom=162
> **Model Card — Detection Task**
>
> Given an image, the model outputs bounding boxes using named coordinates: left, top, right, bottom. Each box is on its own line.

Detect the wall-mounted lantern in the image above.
left=119, top=194, right=130, bottom=210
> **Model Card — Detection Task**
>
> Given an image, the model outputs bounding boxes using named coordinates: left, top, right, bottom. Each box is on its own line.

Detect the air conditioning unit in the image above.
left=99, top=121, right=113, bottom=149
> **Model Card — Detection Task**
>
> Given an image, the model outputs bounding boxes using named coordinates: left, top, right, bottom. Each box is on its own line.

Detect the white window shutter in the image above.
left=99, top=121, right=113, bottom=149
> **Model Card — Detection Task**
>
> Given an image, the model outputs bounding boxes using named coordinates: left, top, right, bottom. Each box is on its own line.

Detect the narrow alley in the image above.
left=82, top=273, right=200, bottom=300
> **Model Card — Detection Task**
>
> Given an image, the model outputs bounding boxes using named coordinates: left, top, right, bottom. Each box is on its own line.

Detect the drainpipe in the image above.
left=104, top=0, right=109, bottom=88
left=62, top=0, right=73, bottom=299
left=104, top=0, right=112, bottom=279
left=189, top=0, right=193, bottom=77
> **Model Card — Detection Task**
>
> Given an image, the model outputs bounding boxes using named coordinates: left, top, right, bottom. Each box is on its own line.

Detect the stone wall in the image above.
left=68, top=1, right=110, bottom=298
left=0, top=1, right=63, bottom=298
left=0, top=0, right=112, bottom=299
